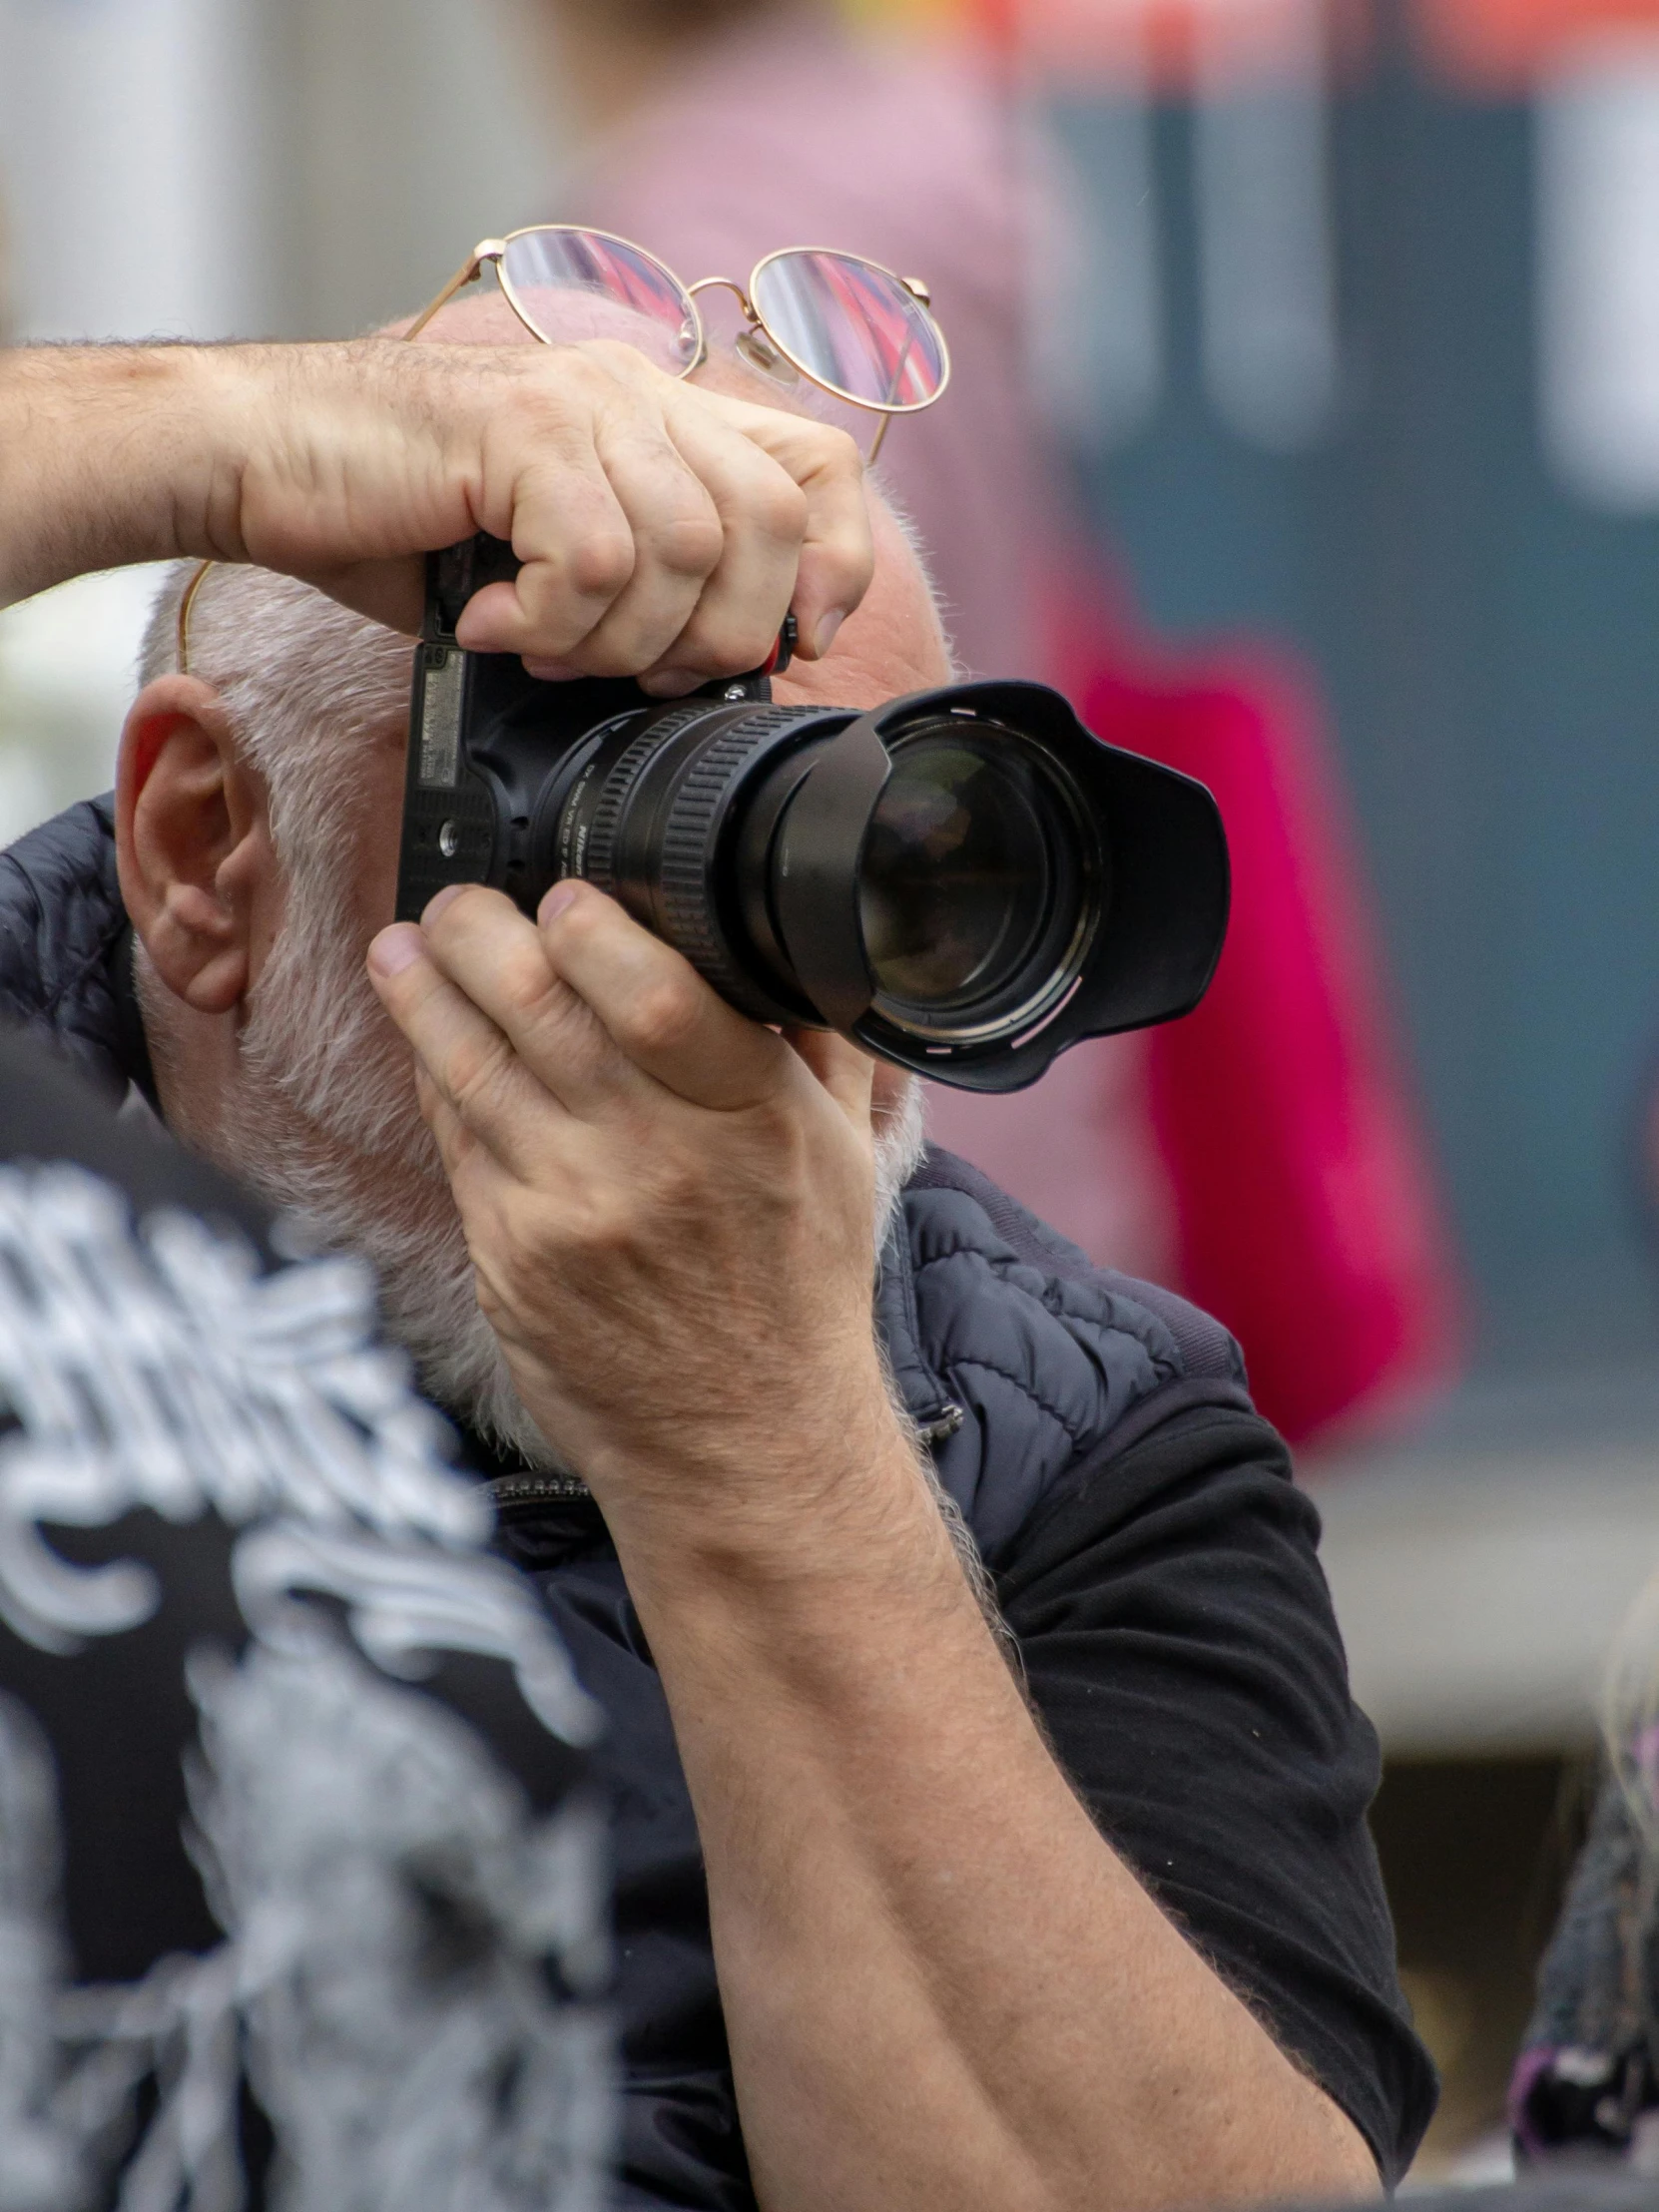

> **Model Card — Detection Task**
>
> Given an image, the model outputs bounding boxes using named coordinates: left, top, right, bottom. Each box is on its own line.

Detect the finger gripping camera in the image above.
left=395, top=536, right=1229, bottom=1093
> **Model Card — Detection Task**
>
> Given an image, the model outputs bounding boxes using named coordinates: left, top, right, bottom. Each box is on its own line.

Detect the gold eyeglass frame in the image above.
left=405, top=225, right=950, bottom=465
left=179, top=225, right=947, bottom=675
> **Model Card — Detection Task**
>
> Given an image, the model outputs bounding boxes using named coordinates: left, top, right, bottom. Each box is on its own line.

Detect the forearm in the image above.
left=4, top=330, right=872, bottom=674
left=367, top=873, right=1378, bottom=2206
left=0, top=343, right=249, bottom=605
left=613, top=1435, right=1380, bottom=2212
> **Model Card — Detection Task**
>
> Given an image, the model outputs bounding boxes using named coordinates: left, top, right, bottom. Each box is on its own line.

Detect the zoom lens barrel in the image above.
left=398, top=540, right=1230, bottom=1093
left=559, top=696, right=843, bottom=1026
left=535, top=685, right=1224, bottom=1092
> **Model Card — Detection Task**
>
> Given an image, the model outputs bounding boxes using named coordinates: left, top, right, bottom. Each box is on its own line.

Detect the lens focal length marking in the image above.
left=417, top=647, right=466, bottom=789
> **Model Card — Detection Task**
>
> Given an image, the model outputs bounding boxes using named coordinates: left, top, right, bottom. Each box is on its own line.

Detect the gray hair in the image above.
left=141, top=565, right=408, bottom=880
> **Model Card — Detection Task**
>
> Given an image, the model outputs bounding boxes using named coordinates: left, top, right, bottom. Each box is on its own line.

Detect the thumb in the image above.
left=785, top=1027, right=876, bottom=1131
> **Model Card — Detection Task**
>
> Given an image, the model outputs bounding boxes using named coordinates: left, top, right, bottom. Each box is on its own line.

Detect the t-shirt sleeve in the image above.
left=993, top=1397, right=1437, bottom=2186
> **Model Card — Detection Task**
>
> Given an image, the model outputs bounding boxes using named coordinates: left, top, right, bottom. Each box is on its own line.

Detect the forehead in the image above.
left=395, top=284, right=821, bottom=413
left=392, top=283, right=688, bottom=363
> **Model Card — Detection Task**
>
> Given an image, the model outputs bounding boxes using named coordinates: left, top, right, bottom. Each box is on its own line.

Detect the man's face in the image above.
left=119, top=308, right=947, bottom=1453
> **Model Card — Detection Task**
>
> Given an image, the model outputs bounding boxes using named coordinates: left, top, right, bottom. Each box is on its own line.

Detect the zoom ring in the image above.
left=583, top=702, right=828, bottom=1024
left=579, top=709, right=703, bottom=898
left=656, top=716, right=813, bottom=1020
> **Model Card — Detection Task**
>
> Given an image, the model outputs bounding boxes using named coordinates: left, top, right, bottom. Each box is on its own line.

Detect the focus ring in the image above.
left=581, top=701, right=831, bottom=1022
left=580, top=706, right=704, bottom=898
left=655, top=709, right=819, bottom=1018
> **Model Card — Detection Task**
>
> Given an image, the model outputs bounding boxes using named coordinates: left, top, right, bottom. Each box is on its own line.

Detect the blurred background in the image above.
left=13, top=0, right=1659, bottom=2178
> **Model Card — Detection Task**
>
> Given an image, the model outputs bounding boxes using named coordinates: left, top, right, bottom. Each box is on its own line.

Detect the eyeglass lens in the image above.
left=752, top=252, right=946, bottom=410
left=499, top=230, right=701, bottom=374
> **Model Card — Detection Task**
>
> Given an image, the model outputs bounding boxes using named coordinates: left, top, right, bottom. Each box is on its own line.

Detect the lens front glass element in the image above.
left=858, top=726, right=1098, bottom=1042
left=501, top=229, right=700, bottom=373
left=751, top=251, right=946, bottom=409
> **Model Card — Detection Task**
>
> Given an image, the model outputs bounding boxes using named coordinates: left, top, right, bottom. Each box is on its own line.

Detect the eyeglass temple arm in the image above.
left=688, top=276, right=755, bottom=318
left=404, top=243, right=503, bottom=341
left=176, top=557, right=213, bottom=676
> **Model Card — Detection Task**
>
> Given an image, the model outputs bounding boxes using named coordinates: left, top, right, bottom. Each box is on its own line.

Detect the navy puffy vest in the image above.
left=0, top=796, right=1252, bottom=1562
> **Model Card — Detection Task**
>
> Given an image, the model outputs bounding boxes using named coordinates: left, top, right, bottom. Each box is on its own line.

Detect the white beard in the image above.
left=170, top=882, right=927, bottom=1473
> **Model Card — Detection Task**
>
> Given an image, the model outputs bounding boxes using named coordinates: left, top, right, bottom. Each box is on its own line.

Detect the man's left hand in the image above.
left=366, top=878, right=907, bottom=1536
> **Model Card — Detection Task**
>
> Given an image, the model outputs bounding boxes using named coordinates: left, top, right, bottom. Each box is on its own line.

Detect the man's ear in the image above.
left=116, top=676, right=272, bottom=1016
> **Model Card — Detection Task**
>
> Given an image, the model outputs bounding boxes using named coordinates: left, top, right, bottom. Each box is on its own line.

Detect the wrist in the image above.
left=0, top=343, right=237, bottom=603
left=599, top=1388, right=956, bottom=1614
left=611, top=1416, right=998, bottom=1751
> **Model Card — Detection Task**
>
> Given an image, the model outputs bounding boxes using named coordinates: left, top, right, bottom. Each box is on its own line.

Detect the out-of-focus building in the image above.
left=0, top=0, right=551, bottom=827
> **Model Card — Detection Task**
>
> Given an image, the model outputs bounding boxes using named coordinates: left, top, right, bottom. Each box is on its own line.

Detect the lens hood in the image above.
left=760, top=681, right=1230, bottom=1091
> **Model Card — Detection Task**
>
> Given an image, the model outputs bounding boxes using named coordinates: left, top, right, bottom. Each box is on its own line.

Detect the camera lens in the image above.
left=856, top=724, right=1101, bottom=1042
left=402, top=537, right=1229, bottom=1094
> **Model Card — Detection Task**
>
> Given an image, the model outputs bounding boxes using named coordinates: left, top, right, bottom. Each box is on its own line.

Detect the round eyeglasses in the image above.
left=405, top=226, right=950, bottom=459
left=178, top=228, right=949, bottom=677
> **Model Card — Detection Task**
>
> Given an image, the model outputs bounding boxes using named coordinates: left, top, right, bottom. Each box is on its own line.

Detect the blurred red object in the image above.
left=559, top=0, right=1462, bottom=1447
left=1411, top=0, right=1659, bottom=91
left=1048, top=576, right=1464, bottom=1446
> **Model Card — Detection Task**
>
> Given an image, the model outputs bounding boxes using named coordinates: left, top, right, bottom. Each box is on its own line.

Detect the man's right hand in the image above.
left=0, top=336, right=872, bottom=693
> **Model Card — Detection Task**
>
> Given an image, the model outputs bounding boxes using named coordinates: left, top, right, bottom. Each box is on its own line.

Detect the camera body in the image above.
left=395, top=535, right=1230, bottom=1092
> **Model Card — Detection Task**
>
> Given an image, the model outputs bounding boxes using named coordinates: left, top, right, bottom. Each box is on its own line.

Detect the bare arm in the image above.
left=621, top=1426, right=1379, bottom=2211
left=0, top=338, right=869, bottom=688
left=366, top=879, right=1383, bottom=2212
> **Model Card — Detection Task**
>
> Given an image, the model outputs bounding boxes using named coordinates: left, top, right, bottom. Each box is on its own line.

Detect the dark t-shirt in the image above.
left=0, top=1031, right=609, bottom=2206
left=999, top=1402, right=1430, bottom=2173
left=0, top=1027, right=1434, bottom=2206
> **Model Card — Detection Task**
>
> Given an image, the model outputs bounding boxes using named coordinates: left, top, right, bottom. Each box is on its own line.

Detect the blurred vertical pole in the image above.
left=276, top=0, right=551, bottom=339
left=1193, top=0, right=1341, bottom=450
left=1025, top=12, right=1164, bottom=451
left=1536, top=26, right=1659, bottom=510
left=0, top=0, right=270, bottom=339
left=997, top=0, right=1165, bottom=451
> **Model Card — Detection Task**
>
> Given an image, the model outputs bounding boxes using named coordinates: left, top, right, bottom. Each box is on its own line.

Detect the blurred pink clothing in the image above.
left=566, top=8, right=1461, bottom=1442
left=567, top=11, right=1178, bottom=1260
left=566, top=8, right=1054, bottom=681
left=1046, top=583, right=1462, bottom=1444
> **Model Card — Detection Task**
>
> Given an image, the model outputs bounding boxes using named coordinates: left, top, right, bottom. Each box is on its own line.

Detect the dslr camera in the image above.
left=395, top=536, right=1229, bottom=1093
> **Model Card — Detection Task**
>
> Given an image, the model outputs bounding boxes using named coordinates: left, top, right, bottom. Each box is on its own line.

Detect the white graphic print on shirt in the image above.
left=0, top=1165, right=613, bottom=2211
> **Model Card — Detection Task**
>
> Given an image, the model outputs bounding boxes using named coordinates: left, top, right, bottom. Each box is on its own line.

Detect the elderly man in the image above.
left=0, top=301, right=1431, bottom=2212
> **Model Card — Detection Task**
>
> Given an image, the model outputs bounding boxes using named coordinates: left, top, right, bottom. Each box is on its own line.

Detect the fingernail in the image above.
left=539, top=880, right=580, bottom=927
left=521, top=660, right=584, bottom=683
left=421, top=884, right=465, bottom=927
left=639, top=669, right=702, bottom=699
left=367, top=924, right=422, bottom=978
left=814, top=610, right=845, bottom=659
